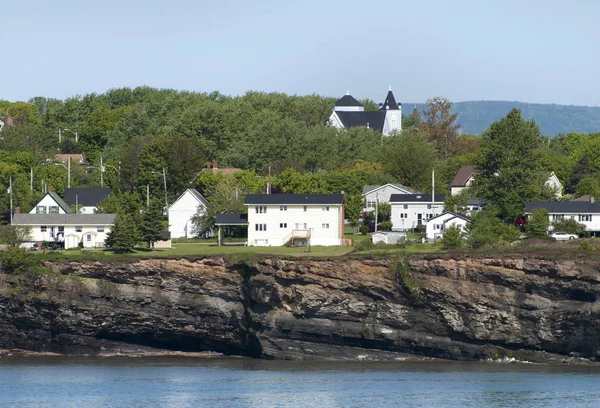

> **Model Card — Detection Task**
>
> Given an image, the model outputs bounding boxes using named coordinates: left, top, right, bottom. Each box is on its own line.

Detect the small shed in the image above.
left=372, top=231, right=406, bottom=245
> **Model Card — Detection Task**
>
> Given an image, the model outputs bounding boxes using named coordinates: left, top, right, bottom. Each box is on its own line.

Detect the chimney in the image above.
left=212, top=160, right=218, bottom=169
left=48, top=186, right=53, bottom=192
left=592, top=196, right=595, bottom=203
left=15, top=207, right=20, bottom=214
left=453, top=204, right=458, bottom=213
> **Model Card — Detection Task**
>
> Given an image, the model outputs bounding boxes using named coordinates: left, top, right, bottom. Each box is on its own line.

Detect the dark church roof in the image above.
left=335, top=111, right=386, bottom=133
left=335, top=94, right=363, bottom=107
left=381, top=90, right=400, bottom=110
left=64, top=188, right=111, bottom=207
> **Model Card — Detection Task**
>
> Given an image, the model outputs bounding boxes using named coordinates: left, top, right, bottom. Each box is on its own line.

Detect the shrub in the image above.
left=379, top=221, right=393, bottom=231
left=354, top=239, right=375, bottom=252
left=464, top=211, right=520, bottom=248
left=551, top=218, right=585, bottom=236
left=441, top=225, right=462, bottom=249
left=359, top=225, right=369, bottom=235
left=525, top=208, right=550, bottom=238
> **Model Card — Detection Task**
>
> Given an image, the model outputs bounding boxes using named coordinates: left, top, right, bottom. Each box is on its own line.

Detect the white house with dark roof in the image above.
left=390, top=194, right=445, bottom=231
left=168, top=188, right=209, bottom=238
left=426, top=211, right=471, bottom=240
left=329, top=88, right=402, bottom=135
left=362, top=184, right=414, bottom=212
left=63, top=188, right=111, bottom=214
left=30, top=191, right=73, bottom=214
left=525, top=201, right=600, bottom=235
left=244, top=194, right=344, bottom=246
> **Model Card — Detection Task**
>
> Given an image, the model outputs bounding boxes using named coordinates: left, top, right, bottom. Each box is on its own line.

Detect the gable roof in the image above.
left=335, top=110, right=387, bottom=133
left=335, top=94, right=363, bottom=107
left=64, top=188, right=111, bottom=207
left=571, top=195, right=594, bottom=202
left=380, top=90, right=400, bottom=110
left=390, top=194, right=446, bottom=203
left=39, top=192, right=73, bottom=213
left=429, top=211, right=471, bottom=223
left=362, top=184, right=414, bottom=195
left=13, top=213, right=116, bottom=225
left=451, top=166, right=476, bottom=187
left=169, top=188, right=209, bottom=210
left=525, top=201, right=600, bottom=214
left=244, top=194, right=344, bottom=205
left=215, top=213, right=249, bottom=225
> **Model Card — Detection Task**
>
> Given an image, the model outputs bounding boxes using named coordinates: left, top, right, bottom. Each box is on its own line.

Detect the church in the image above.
left=328, top=88, right=401, bottom=135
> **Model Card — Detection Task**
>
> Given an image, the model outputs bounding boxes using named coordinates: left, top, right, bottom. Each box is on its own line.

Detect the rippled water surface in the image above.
left=1, top=357, right=600, bottom=407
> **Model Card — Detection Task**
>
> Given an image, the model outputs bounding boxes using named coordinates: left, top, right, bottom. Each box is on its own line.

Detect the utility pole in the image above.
left=162, top=167, right=168, bottom=210
left=9, top=175, right=13, bottom=224
left=375, top=192, right=378, bottom=232
left=30, top=168, right=33, bottom=191
left=431, top=168, right=435, bottom=216
left=146, top=184, right=150, bottom=209
left=58, top=129, right=62, bottom=144
left=68, top=156, right=71, bottom=188
left=100, top=156, right=104, bottom=188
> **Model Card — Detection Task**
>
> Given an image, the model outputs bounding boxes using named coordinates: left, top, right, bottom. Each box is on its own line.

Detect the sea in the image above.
left=1, top=356, right=599, bottom=407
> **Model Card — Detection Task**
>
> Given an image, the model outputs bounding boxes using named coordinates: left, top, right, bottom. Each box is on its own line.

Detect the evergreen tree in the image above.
left=139, top=200, right=165, bottom=249
left=106, top=214, right=138, bottom=253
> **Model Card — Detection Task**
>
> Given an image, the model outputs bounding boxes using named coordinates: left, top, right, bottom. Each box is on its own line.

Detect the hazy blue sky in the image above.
left=4, top=0, right=600, bottom=105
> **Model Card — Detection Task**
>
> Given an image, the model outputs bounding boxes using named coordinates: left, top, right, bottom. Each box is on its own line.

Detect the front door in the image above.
left=417, top=214, right=422, bottom=225
left=84, top=233, right=94, bottom=248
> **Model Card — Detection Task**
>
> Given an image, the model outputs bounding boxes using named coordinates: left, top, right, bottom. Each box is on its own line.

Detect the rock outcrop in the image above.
left=1, top=255, right=599, bottom=362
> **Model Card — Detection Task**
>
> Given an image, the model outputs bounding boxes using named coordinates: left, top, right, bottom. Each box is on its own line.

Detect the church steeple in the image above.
left=380, top=87, right=400, bottom=111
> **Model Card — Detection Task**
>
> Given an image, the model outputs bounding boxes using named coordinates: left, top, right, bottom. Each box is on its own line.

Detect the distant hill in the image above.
left=404, top=101, right=600, bottom=136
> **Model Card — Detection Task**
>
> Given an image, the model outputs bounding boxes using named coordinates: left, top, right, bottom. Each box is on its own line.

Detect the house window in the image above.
left=49, top=206, right=59, bottom=214
left=86, top=234, right=92, bottom=242
left=579, top=215, right=592, bottom=222
left=280, top=205, right=287, bottom=211
left=41, top=226, right=47, bottom=232
left=322, top=206, right=329, bottom=211
left=58, top=226, right=64, bottom=233
left=303, top=223, right=308, bottom=229
left=322, top=223, right=330, bottom=229
left=303, top=206, right=307, bottom=212
left=552, top=214, right=565, bottom=220
left=255, top=206, right=267, bottom=214
left=36, top=206, right=46, bottom=214
left=75, top=226, right=82, bottom=232
left=367, top=200, right=376, bottom=209
left=97, top=226, right=105, bottom=232
left=279, top=223, right=287, bottom=228
left=427, top=204, right=432, bottom=209
left=403, top=205, right=408, bottom=209
left=255, top=223, right=267, bottom=231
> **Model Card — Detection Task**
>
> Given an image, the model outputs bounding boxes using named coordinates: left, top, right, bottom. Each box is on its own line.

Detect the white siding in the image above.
left=30, top=195, right=68, bottom=214
left=546, top=213, right=600, bottom=232
left=168, top=190, right=207, bottom=238
left=426, top=214, right=468, bottom=240
left=247, top=204, right=343, bottom=246
left=25, top=224, right=112, bottom=249
left=364, top=185, right=413, bottom=212
left=391, top=201, right=444, bottom=231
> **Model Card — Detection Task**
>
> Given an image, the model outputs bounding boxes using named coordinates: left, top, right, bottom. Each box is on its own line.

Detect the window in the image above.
left=303, top=223, right=308, bottom=229
left=579, top=215, right=592, bottom=222
left=41, top=226, right=47, bottom=232
left=255, top=206, right=267, bottom=214
left=303, top=206, right=307, bottom=212
left=75, top=226, right=82, bottom=232
left=86, top=234, right=92, bottom=242
left=36, top=206, right=46, bottom=214
left=552, top=214, right=565, bottom=221
left=49, top=206, right=59, bottom=214
left=366, top=200, right=376, bottom=209
left=279, top=223, right=287, bottom=228
left=255, top=223, right=267, bottom=231
left=97, top=226, right=105, bottom=232
left=403, top=205, right=408, bottom=209
left=322, top=206, right=329, bottom=211
left=427, top=204, right=432, bottom=209
left=322, top=223, right=330, bottom=229
left=280, top=205, right=287, bottom=211
left=58, top=226, right=64, bottom=232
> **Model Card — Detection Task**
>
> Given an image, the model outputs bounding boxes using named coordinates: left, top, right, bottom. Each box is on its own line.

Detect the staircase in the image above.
left=283, top=229, right=311, bottom=246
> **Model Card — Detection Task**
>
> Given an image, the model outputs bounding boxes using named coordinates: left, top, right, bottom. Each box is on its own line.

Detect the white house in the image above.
left=362, top=184, right=414, bottom=212
left=544, top=171, right=563, bottom=198
left=13, top=213, right=116, bottom=249
left=525, top=201, right=600, bottom=236
left=63, top=188, right=111, bottom=214
left=168, top=188, right=209, bottom=238
left=390, top=194, right=446, bottom=231
left=329, top=88, right=401, bottom=135
left=29, top=192, right=73, bottom=214
left=372, top=231, right=406, bottom=245
left=426, top=212, right=471, bottom=240
left=245, top=194, right=344, bottom=246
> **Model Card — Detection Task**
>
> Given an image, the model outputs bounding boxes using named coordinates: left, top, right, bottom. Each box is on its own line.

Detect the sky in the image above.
left=4, top=0, right=600, bottom=106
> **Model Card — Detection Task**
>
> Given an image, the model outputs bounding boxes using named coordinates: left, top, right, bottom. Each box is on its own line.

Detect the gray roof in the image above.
left=64, top=188, right=111, bottom=207
left=215, top=213, right=249, bottom=225
left=244, top=194, right=344, bottom=205
left=13, top=213, right=117, bottom=225
left=335, top=110, right=386, bottom=133
left=429, top=211, right=471, bottom=223
left=47, top=192, right=73, bottom=213
left=467, top=200, right=484, bottom=206
left=524, top=201, right=600, bottom=214
left=390, top=194, right=446, bottom=203
left=362, top=184, right=414, bottom=195
left=334, top=94, right=363, bottom=107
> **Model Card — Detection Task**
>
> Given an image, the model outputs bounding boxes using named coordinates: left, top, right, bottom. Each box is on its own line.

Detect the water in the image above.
left=1, top=357, right=600, bottom=407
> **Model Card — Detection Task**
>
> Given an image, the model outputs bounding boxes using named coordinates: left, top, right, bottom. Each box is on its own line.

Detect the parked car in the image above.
left=550, top=232, right=578, bottom=241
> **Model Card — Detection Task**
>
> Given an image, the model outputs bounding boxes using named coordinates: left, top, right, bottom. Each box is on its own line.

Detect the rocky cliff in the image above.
left=1, top=255, right=599, bottom=362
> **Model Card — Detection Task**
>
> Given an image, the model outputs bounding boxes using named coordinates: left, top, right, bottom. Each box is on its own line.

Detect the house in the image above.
left=450, top=166, right=476, bottom=196
left=450, top=166, right=563, bottom=197
left=30, top=191, right=73, bottom=214
left=168, top=188, right=209, bottom=238
left=328, top=88, right=402, bottom=135
left=362, top=184, right=414, bottom=212
left=13, top=212, right=116, bottom=249
left=0, top=118, right=4, bottom=132
left=467, top=199, right=484, bottom=214
left=245, top=194, right=344, bottom=246
left=204, top=160, right=241, bottom=176
left=525, top=201, right=600, bottom=236
left=63, top=188, right=111, bottom=214
left=55, top=153, right=86, bottom=165
left=426, top=211, right=470, bottom=240
left=390, top=194, right=445, bottom=231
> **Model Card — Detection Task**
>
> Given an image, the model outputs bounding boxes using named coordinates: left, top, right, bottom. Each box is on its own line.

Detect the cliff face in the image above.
left=1, top=256, right=599, bottom=362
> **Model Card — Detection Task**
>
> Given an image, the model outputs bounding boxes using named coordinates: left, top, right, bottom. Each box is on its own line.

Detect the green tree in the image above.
left=525, top=208, right=550, bottom=238
left=139, top=200, right=166, bottom=249
left=105, top=214, right=139, bottom=253
left=382, top=132, right=437, bottom=191
left=377, top=202, right=391, bottom=222
left=344, top=194, right=364, bottom=233
left=0, top=225, right=32, bottom=247
left=441, top=225, right=462, bottom=249
left=418, top=97, right=460, bottom=159
left=464, top=211, right=520, bottom=248
left=551, top=218, right=585, bottom=236
left=473, top=109, right=546, bottom=221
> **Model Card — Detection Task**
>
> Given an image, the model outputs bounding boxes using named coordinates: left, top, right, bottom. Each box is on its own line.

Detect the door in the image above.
left=417, top=214, right=422, bottom=225
left=84, top=233, right=94, bottom=248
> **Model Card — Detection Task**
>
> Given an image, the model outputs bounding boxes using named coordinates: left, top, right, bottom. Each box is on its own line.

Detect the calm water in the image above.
left=1, top=357, right=600, bottom=407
